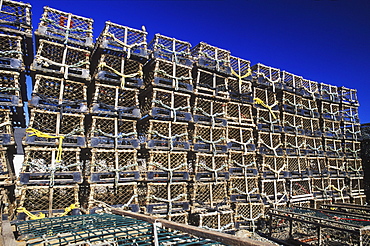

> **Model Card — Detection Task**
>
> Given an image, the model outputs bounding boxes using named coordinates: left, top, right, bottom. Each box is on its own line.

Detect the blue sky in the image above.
left=26, top=0, right=370, bottom=123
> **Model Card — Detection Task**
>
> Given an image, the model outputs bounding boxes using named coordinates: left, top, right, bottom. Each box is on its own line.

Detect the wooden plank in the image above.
left=111, top=208, right=274, bottom=246
left=1, top=219, right=17, bottom=246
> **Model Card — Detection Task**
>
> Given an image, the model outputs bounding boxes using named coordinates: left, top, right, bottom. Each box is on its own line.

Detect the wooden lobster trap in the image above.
left=146, top=151, right=189, bottom=182
left=281, top=91, right=303, bottom=114
left=322, top=119, right=342, bottom=139
left=281, top=70, right=303, bottom=92
left=299, top=97, right=319, bottom=118
left=281, top=112, right=304, bottom=135
left=304, top=136, right=323, bottom=156
left=139, top=119, right=189, bottom=151
left=141, top=87, right=192, bottom=122
left=329, top=177, right=348, bottom=199
left=285, top=156, right=309, bottom=177
left=193, top=153, right=229, bottom=181
left=229, top=176, right=260, bottom=202
left=25, top=109, right=85, bottom=147
left=327, top=157, right=346, bottom=177
left=256, top=132, right=284, bottom=156
left=320, top=82, right=340, bottom=103
left=32, top=39, right=90, bottom=80
left=192, top=125, right=227, bottom=153
left=193, top=97, right=227, bottom=127
left=90, top=83, right=140, bottom=118
left=311, top=177, right=330, bottom=198
left=307, top=157, right=327, bottom=176
left=324, top=138, right=343, bottom=157
left=228, top=56, right=253, bottom=102
left=351, top=194, right=367, bottom=205
left=148, top=33, right=192, bottom=65
left=348, top=176, right=364, bottom=197
left=342, top=122, right=361, bottom=141
left=145, top=182, right=188, bottom=214
left=36, top=6, right=94, bottom=47
left=0, top=33, right=24, bottom=70
left=251, top=63, right=282, bottom=90
left=341, top=104, right=360, bottom=123
left=228, top=151, right=257, bottom=176
left=96, top=21, right=147, bottom=58
left=258, top=155, right=287, bottom=179
left=345, top=158, right=363, bottom=176
left=226, top=126, right=255, bottom=153
left=260, top=179, right=288, bottom=206
left=321, top=101, right=341, bottom=121
left=191, top=42, right=230, bottom=74
left=0, top=109, right=13, bottom=145
left=17, top=184, right=79, bottom=220
left=0, top=147, right=13, bottom=185
left=233, top=202, right=265, bottom=230
left=89, top=148, right=139, bottom=183
left=296, top=78, right=320, bottom=99
left=88, top=182, right=139, bottom=213
left=193, top=68, right=229, bottom=99
left=283, top=134, right=306, bottom=156
left=343, top=140, right=361, bottom=158
left=30, top=74, right=87, bottom=112
left=0, top=70, right=23, bottom=107
left=339, top=86, right=359, bottom=106
left=302, top=116, right=321, bottom=137
left=190, top=210, right=235, bottom=233
left=157, top=212, right=189, bottom=226
left=0, top=0, right=32, bottom=34
left=288, top=178, right=314, bottom=202
left=20, top=146, right=82, bottom=185
left=87, top=116, right=138, bottom=149
left=190, top=181, right=229, bottom=212
left=93, top=51, right=144, bottom=88
left=225, top=101, right=253, bottom=126
left=253, top=87, right=279, bottom=110
left=255, top=108, right=281, bottom=133
left=144, top=58, right=193, bottom=92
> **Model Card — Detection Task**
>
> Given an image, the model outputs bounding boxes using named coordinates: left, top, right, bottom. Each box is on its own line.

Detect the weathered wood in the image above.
left=1, top=219, right=17, bottom=246
left=111, top=208, right=275, bottom=246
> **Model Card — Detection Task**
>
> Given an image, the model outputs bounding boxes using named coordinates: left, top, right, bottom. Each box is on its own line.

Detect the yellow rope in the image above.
left=26, top=128, right=65, bottom=163
left=253, top=98, right=277, bottom=120
left=231, top=68, right=251, bottom=84
left=98, top=62, right=143, bottom=89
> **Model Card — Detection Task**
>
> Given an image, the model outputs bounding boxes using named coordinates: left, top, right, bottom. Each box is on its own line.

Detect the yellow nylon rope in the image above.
left=98, top=62, right=143, bottom=89
left=231, top=68, right=252, bottom=84
left=253, top=98, right=277, bottom=120
left=26, top=128, right=64, bottom=162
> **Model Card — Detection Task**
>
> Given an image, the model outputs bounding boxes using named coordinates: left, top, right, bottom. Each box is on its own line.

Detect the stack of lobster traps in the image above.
left=17, top=7, right=93, bottom=220
left=85, top=21, right=147, bottom=214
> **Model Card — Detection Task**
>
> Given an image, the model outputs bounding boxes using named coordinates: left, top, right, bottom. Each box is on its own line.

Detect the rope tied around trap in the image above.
left=148, top=130, right=188, bottom=151
left=148, top=162, right=187, bottom=183
left=98, top=62, right=143, bottom=89
left=152, top=99, right=190, bottom=122
left=154, top=69, right=192, bottom=91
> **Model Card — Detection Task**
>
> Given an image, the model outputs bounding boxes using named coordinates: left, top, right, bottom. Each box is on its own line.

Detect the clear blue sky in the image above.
left=25, top=0, right=370, bottom=123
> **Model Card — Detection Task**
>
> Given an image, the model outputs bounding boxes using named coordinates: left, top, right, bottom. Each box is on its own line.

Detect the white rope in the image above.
left=258, top=138, right=282, bottom=157
left=227, top=138, right=254, bottom=155
left=193, top=107, right=225, bottom=128
left=195, top=161, right=228, bottom=181
left=261, top=163, right=287, bottom=178
left=152, top=100, right=190, bottom=122
left=104, top=32, right=146, bottom=59
left=194, top=136, right=225, bottom=155
left=256, top=72, right=281, bottom=92
left=154, top=69, right=192, bottom=91
left=148, top=162, right=187, bottom=183
left=148, top=130, right=188, bottom=151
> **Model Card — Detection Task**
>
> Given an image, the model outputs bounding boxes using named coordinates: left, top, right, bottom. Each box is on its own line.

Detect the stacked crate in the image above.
left=137, top=34, right=192, bottom=223
left=18, top=7, right=93, bottom=219
left=188, top=42, right=234, bottom=233
left=86, top=21, right=147, bottom=214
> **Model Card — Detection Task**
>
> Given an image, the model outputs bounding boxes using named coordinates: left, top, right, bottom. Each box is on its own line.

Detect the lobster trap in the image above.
left=253, top=87, right=278, bottom=110
left=339, top=86, right=359, bottom=106
left=0, top=147, right=13, bottom=185
left=342, top=122, right=361, bottom=141
left=17, top=184, right=79, bottom=220
left=341, top=104, right=360, bottom=123
left=192, top=153, right=229, bottom=181
left=281, top=91, right=303, bottom=114
left=324, top=138, right=343, bottom=157
left=229, top=176, right=260, bottom=202
left=233, top=202, right=265, bottom=230
left=193, top=68, right=229, bottom=99
left=36, top=6, right=93, bottom=46
left=148, top=33, right=192, bottom=65
left=90, top=83, right=140, bottom=118
left=228, top=151, right=257, bottom=176
left=145, top=182, right=188, bottom=214
left=256, top=132, right=284, bottom=156
left=93, top=52, right=143, bottom=88
left=141, top=87, right=192, bottom=121
left=283, top=134, right=306, bottom=156
left=192, top=125, right=227, bottom=153
left=285, top=156, right=309, bottom=177
left=251, top=63, right=282, bottom=90
left=258, top=156, right=287, bottom=179
left=190, top=210, right=235, bottom=233
left=255, top=108, right=281, bottom=133
left=139, top=119, right=189, bottom=150
left=281, top=71, right=303, bottom=92
left=348, top=176, right=364, bottom=197
left=146, top=151, right=189, bottom=182
left=307, top=157, right=327, bottom=176
left=0, top=0, right=32, bottom=34
left=304, top=136, right=323, bottom=156
left=96, top=21, right=147, bottom=58
left=88, top=182, right=139, bottom=213
left=352, top=195, right=367, bottom=205
left=343, top=140, right=361, bottom=158
left=193, top=97, right=227, bottom=127
left=190, top=181, right=228, bottom=211
left=87, top=116, right=138, bottom=149
left=226, top=126, right=254, bottom=153
left=228, top=56, right=253, bottom=102
left=30, top=74, right=87, bottom=112
left=299, top=97, right=319, bottom=118
left=297, top=78, right=320, bottom=99
left=25, top=109, right=85, bottom=147
left=0, top=70, right=23, bottom=107
left=20, top=146, right=81, bottom=185
left=302, top=116, right=321, bottom=136
left=326, top=157, right=346, bottom=177
left=144, top=58, right=193, bottom=92
left=0, top=33, right=23, bottom=70
left=322, top=119, right=342, bottom=139
left=89, top=148, right=139, bottom=183
left=321, top=101, right=341, bottom=121
left=32, top=39, right=90, bottom=80
left=260, top=179, right=287, bottom=206
left=288, top=178, right=314, bottom=202
left=191, top=42, right=230, bottom=74
left=0, top=109, right=13, bottom=145
left=320, top=82, right=340, bottom=103
left=225, top=101, right=253, bottom=126
left=157, top=212, right=189, bottom=226
left=346, top=158, right=363, bottom=176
